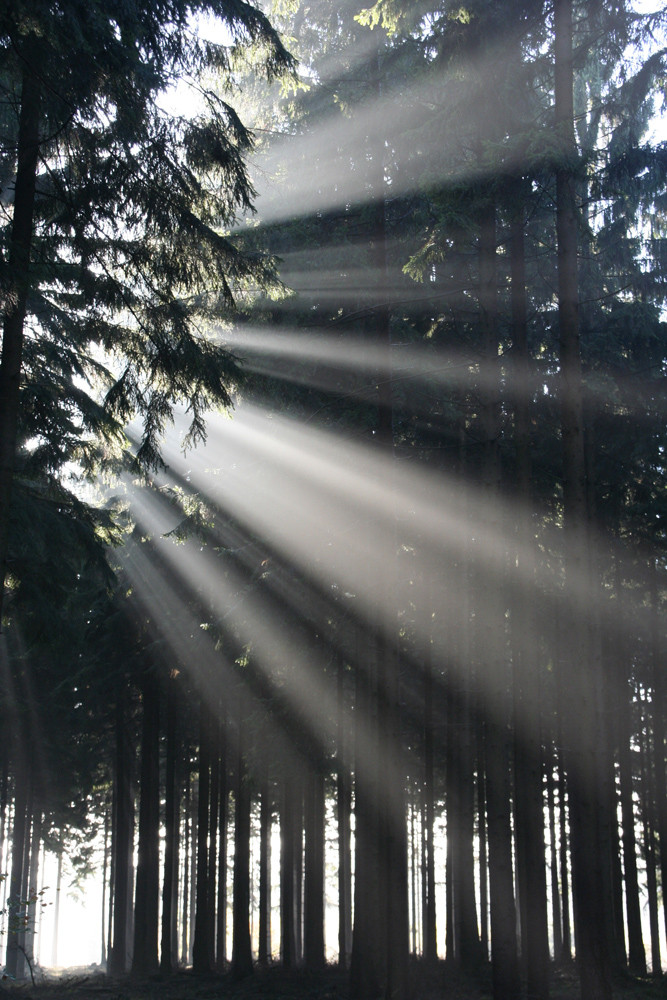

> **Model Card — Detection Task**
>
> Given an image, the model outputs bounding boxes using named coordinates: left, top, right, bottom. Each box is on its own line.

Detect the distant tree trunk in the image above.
left=216, top=718, right=229, bottom=971
left=639, top=687, right=661, bottom=975
left=132, top=668, right=161, bottom=977
left=303, top=762, right=325, bottom=968
left=181, top=769, right=191, bottom=966
left=509, top=179, right=550, bottom=1000
left=648, top=557, right=667, bottom=954
left=231, top=697, right=253, bottom=981
left=422, top=654, right=437, bottom=965
left=0, top=59, right=41, bottom=625
left=25, top=808, right=42, bottom=965
left=193, top=700, right=211, bottom=974
left=554, top=2, right=611, bottom=996
left=258, top=753, right=272, bottom=967
left=546, top=759, right=562, bottom=959
left=280, top=764, right=298, bottom=968
left=207, top=714, right=220, bottom=969
left=350, top=609, right=389, bottom=996
left=614, top=561, right=646, bottom=975
left=52, top=848, right=63, bottom=968
left=109, top=684, right=134, bottom=976
left=557, top=749, right=572, bottom=963
left=337, top=657, right=352, bottom=970
left=477, top=737, right=488, bottom=959
left=478, top=197, right=520, bottom=1000
left=101, top=803, right=110, bottom=966
left=161, top=672, right=180, bottom=974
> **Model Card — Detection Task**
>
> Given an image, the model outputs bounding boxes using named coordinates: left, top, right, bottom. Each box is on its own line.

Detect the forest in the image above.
left=0, top=2, right=666, bottom=1000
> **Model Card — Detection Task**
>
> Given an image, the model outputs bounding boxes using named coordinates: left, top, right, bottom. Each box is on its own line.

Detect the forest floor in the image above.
left=1, top=961, right=665, bottom=1000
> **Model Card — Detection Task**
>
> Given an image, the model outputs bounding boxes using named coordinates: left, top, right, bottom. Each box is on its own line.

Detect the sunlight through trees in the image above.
left=1, top=3, right=666, bottom=1000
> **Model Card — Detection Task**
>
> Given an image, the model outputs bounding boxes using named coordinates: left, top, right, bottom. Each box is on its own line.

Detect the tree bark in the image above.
left=554, top=2, right=612, bottom=996
left=132, top=669, right=160, bottom=977
left=161, top=672, right=180, bottom=973
left=216, top=718, right=229, bottom=971
left=280, top=763, right=298, bottom=968
left=258, top=752, right=272, bottom=967
left=109, top=684, right=134, bottom=976
left=231, top=699, right=253, bottom=981
left=0, top=59, right=41, bottom=626
left=303, top=762, right=325, bottom=968
left=193, top=701, right=211, bottom=973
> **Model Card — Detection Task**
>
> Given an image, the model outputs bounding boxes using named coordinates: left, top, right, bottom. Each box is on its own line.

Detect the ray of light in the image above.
left=246, top=28, right=547, bottom=227
left=150, top=403, right=647, bottom=694
left=120, top=475, right=408, bottom=800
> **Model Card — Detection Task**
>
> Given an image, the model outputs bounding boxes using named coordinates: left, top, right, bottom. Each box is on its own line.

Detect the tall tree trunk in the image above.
left=554, top=2, right=611, bottom=996
left=161, top=672, right=180, bottom=974
left=231, top=697, right=253, bottom=981
left=639, top=687, right=661, bottom=975
left=258, top=752, right=272, bottom=967
left=349, top=627, right=383, bottom=997
left=280, top=764, right=298, bottom=969
left=546, top=758, right=562, bottom=960
left=648, top=557, right=667, bottom=954
left=509, top=180, right=550, bottom=1000
left=6, top=762, right=28, bottom=979
left=101, top=803, right=110, bottom=966
left=25, top=808, right=41, bottom=967
left=337, top=656, right=352, bottom=970
left=478, top=198, right=520, bottom=1000
left=615, top=561, right=646, bottom=975
left=132, top=669, right=161, bottom=977
left=193, top=700, right=211, bottom=974
left=422, top=647, right=437, bottom=965
left=303, top=762, right=325, bottom=968
left=0, top=59, right=41, bottom=625
left=557, top=749, right=572, bottom=963
left=181, top=769, right=191, bottom=966
left=207, top=715, right=220, bottom=969
left=109, top=684, right=134, bottom=976
left=216, top=718, right=229, bottom=971
left=51, top=848, right=63, bottom=968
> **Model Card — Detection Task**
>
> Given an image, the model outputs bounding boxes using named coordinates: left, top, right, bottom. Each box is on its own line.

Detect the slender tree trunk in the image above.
left=231, top=697, right=253, bottom=981
left=554, top=2, right=611, bottom=996
left=109, top=685, right=134, bottom=976
left=258, top=753, right=272, bottom=967
left=161, top=672, right=179, bottom=974
left=193, top=701, right=211, bottom=974
left=509, top=181, right=550, bottom=1000
left=181, top=769, right=191, bottom=966
left=25, top=808, right=41, bottom=966
left=639, top=687, right=661, bottom=975
left=337, top=656, right=352, bottom=970
left=132, top=669, right=161, bottom=977
left=51, top=848, right=63, bottom=968
left=0, top=59, right=41, bottom=625
left=304, top=762, right=325, bottom=968
left=101, top=804, right=110, bottom=966
left=478, top=198, right=520, bottom=1000
left=207, top=716, right=220, bottom=969
left=349, top=626, right=383, bottom=997
left=615, top=561, right=646, bottom=975
left=648, top=557, right=667, bottom=954
left=216, top=718, right=229, bottom=971
left=422, top=649, right=437, bottom=965
left=280, top=763, right=297, bottom=968
left=547, top=758, right=562, bottom=960
left=557, top=749, right=572, bottom=962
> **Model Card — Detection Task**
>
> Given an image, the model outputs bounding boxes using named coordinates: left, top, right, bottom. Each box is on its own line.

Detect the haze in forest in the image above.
left=0, top=4, right=666, bottom=1000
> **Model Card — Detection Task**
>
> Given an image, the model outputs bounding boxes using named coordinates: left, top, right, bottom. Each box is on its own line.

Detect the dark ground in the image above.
left=2, top=962, right=665, bottom=1000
